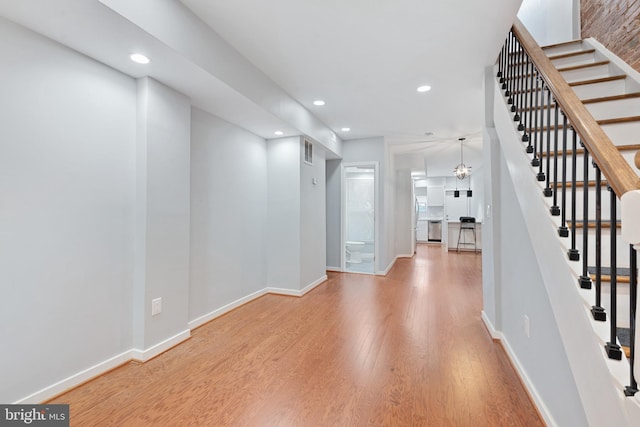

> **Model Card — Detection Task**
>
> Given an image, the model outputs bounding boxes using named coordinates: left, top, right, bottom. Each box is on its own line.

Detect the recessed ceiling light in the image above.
left=274, top=130, right=284, bottom=136
left=130, top=53, right=150, bottom=64
left=416, top=85, right=431, bottom=93
left=313, top=100, right=326, bottom=106
left=341, top=127, right=351, bottom=132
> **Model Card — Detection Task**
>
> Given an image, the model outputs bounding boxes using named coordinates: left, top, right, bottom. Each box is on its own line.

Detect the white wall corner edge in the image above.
left=482, top=311, right=558, bottom=427
left=377, top=256, right=399, bottom=276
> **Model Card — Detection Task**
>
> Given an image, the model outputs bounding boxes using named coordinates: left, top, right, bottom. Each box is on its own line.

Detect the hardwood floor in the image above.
left=50, top=245, right=545, bottom=426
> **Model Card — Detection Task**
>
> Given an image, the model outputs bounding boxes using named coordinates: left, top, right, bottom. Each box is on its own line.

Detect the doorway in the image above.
left=342, top=163, right=377, bottom=274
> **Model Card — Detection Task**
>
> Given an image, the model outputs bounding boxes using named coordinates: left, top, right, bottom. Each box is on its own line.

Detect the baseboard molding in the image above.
left=15, top=349, right=133, bottom=404
left=131, top=329, right=191, bottom=363
left=377, top=256, right=398, bottom=276
left=267, top=275, right=328, bottom=297
left=326, top=266, right=342, bottom=272
left=188, top=288, right=268, bottom=330
left=397, top=253, right=414, bottom=259
left=485, top=317, right=557, bottom=427
left=481, top=310, right=503, bottom=340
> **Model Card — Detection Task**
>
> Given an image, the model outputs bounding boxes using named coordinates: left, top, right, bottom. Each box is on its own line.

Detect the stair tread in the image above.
left=552, top=180, right=608, bottom=188
left=542, top=40, right=584, bottom=50
left=548, top=49, right=596, bottom=60
left=557, top=60, right=610, bottom=72
left=567, top=221, right=621, bottom=229
left=569, top=75, right=627, bottom=87
left=582, top=92, right=640, bottom=104
left=540, top=144, right=640, bottom=157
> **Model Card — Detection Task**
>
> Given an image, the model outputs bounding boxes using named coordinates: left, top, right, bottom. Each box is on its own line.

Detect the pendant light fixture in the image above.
left=453, top=137, right=471, bottom=180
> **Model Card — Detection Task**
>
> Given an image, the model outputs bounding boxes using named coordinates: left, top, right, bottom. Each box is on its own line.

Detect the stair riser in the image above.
left=560, top=188, right=620, bottom=222
left=601, top=121, right=640, bottom=146
left=572, top=228, right=630, bottom=269
left=571, top=79, right=627, bottom=99
left=550, top=55, right=597, bottom=69
left=585, top=98, right=640, bottom=121
left=559, top=64, right=613, bottom=84
left=599, top=293, right=632, bottom=328
left=531, top=151, right=638, bottom=180
left=543, top=43, right=585, bottom=56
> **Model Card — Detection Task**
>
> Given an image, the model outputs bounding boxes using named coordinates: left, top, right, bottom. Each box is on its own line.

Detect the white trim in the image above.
left=267, top=275, right=328, bottom=297
left=13, top=349, right=133, bottom=404
left=497, top=334, right=558, bottom=427
left=377, top=256, right=398, bottom=276
left=396, top=253, right=414, bottom=259
left=326, top=266, right=342, bottom=272
left=481, top=310, right=502, bottom=340
left=188, top=288, right=268, bottom=330
left=131, top=329, right=191, bottom=363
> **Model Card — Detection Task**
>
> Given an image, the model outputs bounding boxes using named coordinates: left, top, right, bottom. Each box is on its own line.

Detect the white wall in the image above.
left=518, top=0, right=579, bottom=45
left=300, top=141, right=327, bottom=288
left=394, top=170, right=414, bottom=257
left=267, top=137, right=301, bottom=290
left=134, top=77, right=191, bottom=351
left=0, top=18, right=136, bottom=403
left=189, top=108, right=267, bottom=322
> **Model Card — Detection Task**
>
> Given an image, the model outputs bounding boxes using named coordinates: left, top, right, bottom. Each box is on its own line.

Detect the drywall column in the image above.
left=267, top=137, right=302, bottom=291
left=326, top=159, right=342, bottom=270
left=133, top=77, right=191, bottom=358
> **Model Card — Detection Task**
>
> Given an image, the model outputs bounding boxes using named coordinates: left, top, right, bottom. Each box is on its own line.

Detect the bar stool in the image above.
left=457, top=216, right=476, bottom=252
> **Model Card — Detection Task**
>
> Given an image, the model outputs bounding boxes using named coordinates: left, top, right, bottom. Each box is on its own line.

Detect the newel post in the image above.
left=622, top=190, right=640, bottom=251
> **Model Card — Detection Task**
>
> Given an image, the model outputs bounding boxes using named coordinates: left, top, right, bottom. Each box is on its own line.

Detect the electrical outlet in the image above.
left=152, top=298, right=162, bottom=316
left=524, top=315, right=530, bottom=338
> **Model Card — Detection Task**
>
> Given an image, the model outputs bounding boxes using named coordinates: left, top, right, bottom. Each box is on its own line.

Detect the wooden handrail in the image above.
left=512, top=19, right=640, bottom=197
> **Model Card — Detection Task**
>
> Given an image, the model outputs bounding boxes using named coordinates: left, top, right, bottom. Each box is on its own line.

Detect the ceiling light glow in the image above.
left=130, top=53, right=150, bottom=64
left=416, top=85, right=431, bottom=93
left=274, top=130, right=284, bottom=136
left=313, top=100, right=326, bottom=106
left=341, top=127, right=351, bottom=132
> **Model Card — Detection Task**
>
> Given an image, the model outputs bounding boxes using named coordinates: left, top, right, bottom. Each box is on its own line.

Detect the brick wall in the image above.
left=581, top=0, right=640, bottom=72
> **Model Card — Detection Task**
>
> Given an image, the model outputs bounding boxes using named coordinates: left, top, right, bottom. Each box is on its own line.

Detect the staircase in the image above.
left=495, top=20, right=640, bottom=425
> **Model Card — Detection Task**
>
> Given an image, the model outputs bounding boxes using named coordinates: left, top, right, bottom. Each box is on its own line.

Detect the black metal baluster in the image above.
left=524, top=59, right=533, bottom=147
left=568, top=128, right=579, bottom=261
left=550, top=103, right=560, bottom=206
left=558, top=114, right=569, bottom=237
left=513, top=45, right=522, bottom=121
left=605, top=189, right=622, bottom=360
left=625, top=246, right=638, bottom=396
left=497, top=39, right=504, bottom=80
left=531, top=74, right=541, bottom=167
left=579, top=146, right=591, bottom=289
left=501, top=39, right=508, bottom=90
left=537, top=84, right=547, bottom=180
left=592, top=165, right=606, bottom=321
left=506, top=33, right=513, bottom=101
left=543, top=90, right=553, bottom=194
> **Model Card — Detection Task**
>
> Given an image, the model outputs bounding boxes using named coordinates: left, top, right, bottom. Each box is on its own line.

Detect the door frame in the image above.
left=341, top=161, right=379, bottom=274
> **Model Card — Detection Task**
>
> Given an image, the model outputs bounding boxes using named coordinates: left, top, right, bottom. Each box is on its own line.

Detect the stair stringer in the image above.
left=492, top=80, right=630, bottom=426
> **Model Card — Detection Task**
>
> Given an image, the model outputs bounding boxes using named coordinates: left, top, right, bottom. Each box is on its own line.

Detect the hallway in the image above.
left=51, top=245, right=544, bottom=426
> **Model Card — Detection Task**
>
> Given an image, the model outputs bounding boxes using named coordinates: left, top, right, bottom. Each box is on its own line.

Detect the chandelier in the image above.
left=453, top=137, right=471, bottom=180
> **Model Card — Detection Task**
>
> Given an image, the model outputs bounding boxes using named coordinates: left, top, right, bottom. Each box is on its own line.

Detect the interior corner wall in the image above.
left=518, top=0, right=577, bottom=45
left=326, top=159, right=342, bottom=269
left=267, top=137, right=301, bottom=290
left=0, top=18, right=136, bottom=403
left=189, top=108, right=267, bottom=322
left=394, top=169, right=413, bottom=257
left=300, top=142, right=327, bottom=288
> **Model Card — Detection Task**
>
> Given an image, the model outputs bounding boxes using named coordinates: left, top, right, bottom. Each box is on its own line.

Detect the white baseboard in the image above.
left=267, top=275, right=328, bottom=297
left=188, top=288, right=268, bottom=330
left=397, top=253, right=414, bottom=258
left=131, top=329, right=191, bottom=363
left=14, top=349, right=133, bottom=404
left=326, top=266, right=342, bottom=272
left=377, top=256, right=398, bottom=276
left=482, top=312, right=557, bottom=427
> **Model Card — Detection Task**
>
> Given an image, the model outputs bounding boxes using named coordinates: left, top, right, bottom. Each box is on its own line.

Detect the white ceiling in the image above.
left=0, top=0, right=522, bottom=154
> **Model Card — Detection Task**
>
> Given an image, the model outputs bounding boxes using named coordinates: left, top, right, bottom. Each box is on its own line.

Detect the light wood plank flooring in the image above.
left=50, top=244, right=545, bottom=426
